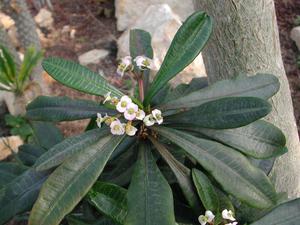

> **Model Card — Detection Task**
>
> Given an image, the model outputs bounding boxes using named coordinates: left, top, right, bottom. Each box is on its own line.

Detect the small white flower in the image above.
left=143, top=114, right=155, bottom=127
left=96, top=113, right=107, bottom=128
left=103, top=92, right=112, bottom=104
left=124, top=103, right=139, bottom=121
left=116, top=95, right=132, bottom=113
left=136, top=109, right=145, bottom=120
left=134, top=55, right=154, bottom=70
left=110, top=120, right=125, bottom=135
left=225, top=222, right=238, bottom=225
left=152, top=109, right=163, bottom=124
left=198, top=210, right=215, bottom=225
left=222, top=209, right=236, bottom=221
left=117, top=56, right=132, bottom=77
left=125, top=122, right=138, bottom=136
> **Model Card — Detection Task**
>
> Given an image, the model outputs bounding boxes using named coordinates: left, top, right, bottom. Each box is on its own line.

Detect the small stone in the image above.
left=291, top=26, right=300, bottom=50
left=78, top=49, right=109, bottom=66
left=34, top=8, right=54, bottom=29
left=70, top=29, right=76, bottom=39
left=0, top=136, right=23, bottom=160
left=0, top=12, right=14, bottom=29
left=61, top=25, right=71, bottom=34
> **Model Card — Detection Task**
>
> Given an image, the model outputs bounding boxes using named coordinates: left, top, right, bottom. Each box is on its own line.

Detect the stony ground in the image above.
left=28, top=0, right=300, bottom=137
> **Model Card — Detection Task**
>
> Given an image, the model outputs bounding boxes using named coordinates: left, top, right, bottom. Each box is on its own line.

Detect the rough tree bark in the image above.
left=0, top=23, right=20, bottom=66
left=1, top=0, right=41, bottom=51
left=1, top=0, right=47, bottom=92
left=194, top=0, right=300, bottom=198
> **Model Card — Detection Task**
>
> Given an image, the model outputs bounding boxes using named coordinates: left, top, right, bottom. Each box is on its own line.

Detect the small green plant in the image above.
left=0, top=46, right=43, bottom=95
left=5, top=114, right=33, bottom=141
left=0, top=10, right=299, bottom=225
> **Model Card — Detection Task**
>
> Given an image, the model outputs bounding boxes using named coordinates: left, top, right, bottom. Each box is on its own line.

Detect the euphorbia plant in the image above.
left=2, top=10, right=298, bottom=225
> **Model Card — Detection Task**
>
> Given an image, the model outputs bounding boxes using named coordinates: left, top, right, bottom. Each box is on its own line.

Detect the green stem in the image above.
left=138, top=75, right=144, bottom=102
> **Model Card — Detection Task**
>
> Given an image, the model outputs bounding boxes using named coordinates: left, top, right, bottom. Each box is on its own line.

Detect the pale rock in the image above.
left=70, top=29, right=76, bottom=39
left=291, top=26, right=300, bottom=50
left=0, top=136, right=23, bottom=160
left=117, top=4, right=206, bottom=85
left=34, top=8, right=54, bottom=29
left=78, top=49, right=109, bottom=66
left=115, top=0, right=194, bottom=31
left=61, top=25, right=71, bottom=34
left=0, top=12, right=14, bottom=29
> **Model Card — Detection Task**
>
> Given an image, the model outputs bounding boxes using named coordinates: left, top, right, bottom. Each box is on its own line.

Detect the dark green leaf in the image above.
left=192, top=169, right=219, bottom=212
left=149, top=137, right=200, bottom=211
left=0, top=169, right=49, bottom=224
left=42, top=57, right=123, bottom=97
left=0, top=163, right=27, bottom=188
left=160, top=74, right=280, bottom=110
left=145, top=11, right=212, bottom=105
left=130, top=29, right=153, bottom=93
left=179, top=120, right=286, bottom=159
left=26, top=96, right=115, bottom=122
left=88, top=182, right=127, bottom=224
left=250, top=199, right=300, bottom=225
left=154, top=127, right=277, bottom=209
left=31, top=121, right=63, bottom=149
left=166, top=97, right=271, bottom=129
left=125, top=142, right=176, bottom=225
left=18, top=144, right=46, bottom=166
left=35, top=128, right=109, bottom=171
left=29, top=135, right=124, bottom=225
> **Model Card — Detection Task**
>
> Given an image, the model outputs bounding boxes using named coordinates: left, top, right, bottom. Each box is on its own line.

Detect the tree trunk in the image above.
left=1, top=0, right=47, bottom=92
left=2, top=0, right=41, bottom=51
left=0, top=23, right=21, bottom=66
left=194, top=0, right=300, bottom=198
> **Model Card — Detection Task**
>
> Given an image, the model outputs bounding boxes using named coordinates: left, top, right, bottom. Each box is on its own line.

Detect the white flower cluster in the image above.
left=117, top=55, right=154, bottom=77
left=198, top=209, right=237, bottom=225
left=96, top=93, right=163, bottom=136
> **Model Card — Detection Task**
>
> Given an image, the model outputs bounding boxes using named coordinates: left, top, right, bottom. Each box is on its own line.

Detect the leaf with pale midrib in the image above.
left=42, top=57, right=123, bottom=97
left=26, top=96, right=115, bottom=122
left=154, top=126, right=278, bottom=209
left=29, top=135, right=125, bottom=225
left=160, top=74, right=279, bottom=110
left=125, top=142, right=176, bottom=225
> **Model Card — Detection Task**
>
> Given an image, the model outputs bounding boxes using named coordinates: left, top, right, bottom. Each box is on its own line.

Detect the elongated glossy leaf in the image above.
left=42, top=57, right=123, bottom=97
left=31, top=122, right=63, bottom=149
left=160, top=74, right=280, bottom=110
left=145, top=11, right=212, bottom=105
left=18, top=144, right=46, bottom=166
left=250, top=199, right=300, bottom=225
left=26, top=96, right=115, bottom=122
left=35, top=128, right=109, bottom=171
left=192, top=169, right=219, bottom=212
left=125, top=142, right=176, bottom=225
left=149, top=137, right=200, bottom=211
left=154, top=127, right=277, bottom=209
left=0, top=163, right=27, bottom=188
left=0, top=169, right=49, bottom=224
left=29, top=135, right=125, bottom=225
left=166, top=97, right=271, bottom=129
left=130, top=29, right=153, bottom=93
left=180, top=120, right=286, bottom=159
left=88, top=182, right=127, bottom=224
